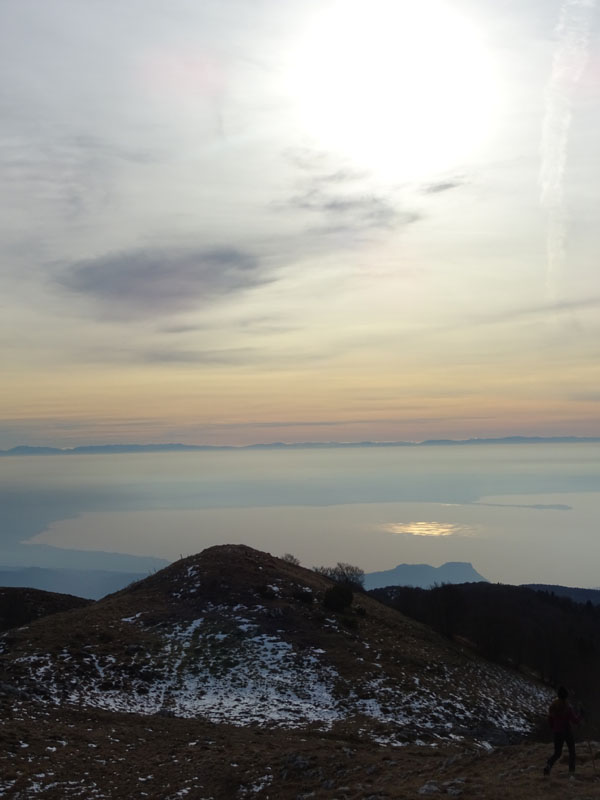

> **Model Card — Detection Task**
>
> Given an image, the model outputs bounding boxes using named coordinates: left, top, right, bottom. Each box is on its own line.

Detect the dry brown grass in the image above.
left=2, top=700, right=600, bottom=799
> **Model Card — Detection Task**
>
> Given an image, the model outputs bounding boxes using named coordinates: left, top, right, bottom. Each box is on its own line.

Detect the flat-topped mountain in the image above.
left=1, top=544, right=545, bottom=745
left=364, top=561, right=487, bottom=590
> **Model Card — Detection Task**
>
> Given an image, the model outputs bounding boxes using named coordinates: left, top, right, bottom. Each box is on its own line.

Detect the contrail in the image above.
left=540, top=0, right=596, bottom=302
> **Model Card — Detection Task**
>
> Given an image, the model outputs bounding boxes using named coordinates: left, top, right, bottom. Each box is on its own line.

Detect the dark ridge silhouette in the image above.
left=370, top=581, right=600, bottom=735
left=523, top=584, right=600, bottom=605
left=0, top=587, right=92, bottom=632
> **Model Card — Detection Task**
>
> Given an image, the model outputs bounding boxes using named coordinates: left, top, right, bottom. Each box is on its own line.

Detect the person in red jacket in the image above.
left=543, top=686, right=581, bottom=778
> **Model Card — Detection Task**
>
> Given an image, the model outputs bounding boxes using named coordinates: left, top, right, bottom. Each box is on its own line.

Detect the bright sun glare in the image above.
left=288, top=0, right=501, bottom=180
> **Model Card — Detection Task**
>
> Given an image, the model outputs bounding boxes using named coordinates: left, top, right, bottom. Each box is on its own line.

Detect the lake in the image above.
left=1, top=443, right=598, bottom=586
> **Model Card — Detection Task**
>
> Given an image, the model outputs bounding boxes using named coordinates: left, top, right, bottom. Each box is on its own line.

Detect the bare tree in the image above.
left=313, top=562, right=364, bottom=590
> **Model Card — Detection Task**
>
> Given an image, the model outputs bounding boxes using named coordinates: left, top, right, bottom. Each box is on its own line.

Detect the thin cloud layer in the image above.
left=2, top=0, right=600, bottom=446
left=290, top=189, right=405, bottom=230
left=283, top=147, right=417, bottom=232
left=142, top=347, right=259, bottom=365
left=422, top=180, right=465, bottom=194
left=57, top=247, right=267, bottom=317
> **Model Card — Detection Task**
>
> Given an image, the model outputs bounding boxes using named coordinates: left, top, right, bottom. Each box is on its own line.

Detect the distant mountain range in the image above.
left=1, top=436, right=599, bottom=455
left=363, top=561, right=487, bottom=590
left=3, top=561, right=486, bottom=599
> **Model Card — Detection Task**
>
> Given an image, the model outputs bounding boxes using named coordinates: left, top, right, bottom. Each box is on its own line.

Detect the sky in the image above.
left=2, top=0, right=600, bottom=448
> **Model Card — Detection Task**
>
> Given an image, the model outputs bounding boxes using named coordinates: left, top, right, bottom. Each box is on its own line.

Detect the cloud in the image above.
left=283, top=147, right=337, bottom=173
left=139, top=341, right=342, bottom=368
left=288, top=189, right=418, bottom=231
left=142, top=347, right=259, bottom=365
left=1, top=132, right=162, bottom=226
left=313, top=170, right=366, bottom=185
left=159, top=323, right=208, bottom=334
left=56, top=247, right=268, bottom=317
left=468, top=296, right=600, bottom=326
left=191, top=412, right=496, bottom=431
left=284, top=149, right=365, bottom=184
left=540, top=0, right=597, bottom=302
left=422, top=179, right=464, bottom=194
left=569, top=392, right=600, bottom=402
left=282, top=147, right=420, bottom=233
left=158, top=314, right=295, bottom=336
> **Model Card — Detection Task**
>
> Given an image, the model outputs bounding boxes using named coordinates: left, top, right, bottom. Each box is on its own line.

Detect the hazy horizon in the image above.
left=2, top=443, right=599, bottom=588
left=2, top=433, right=600, bottom=453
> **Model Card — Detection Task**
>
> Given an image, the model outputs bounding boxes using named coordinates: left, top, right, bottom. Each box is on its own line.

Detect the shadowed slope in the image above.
left=0, top=587, right=92, bottom=633
left=1, top=545, right=549, bottom=747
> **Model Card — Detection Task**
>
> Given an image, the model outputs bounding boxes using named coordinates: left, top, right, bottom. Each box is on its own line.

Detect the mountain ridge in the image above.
left=0, top=586, right=92, bottom=633
left=523, top=583, right=600, bottom=605
left=6, top=545, right=600, bottom=798
left=1, top=544, right=547, bottom=744
left=2, top=435, right=599, bottom=455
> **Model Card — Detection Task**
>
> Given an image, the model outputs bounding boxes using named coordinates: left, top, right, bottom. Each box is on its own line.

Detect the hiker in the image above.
left=543, top=686, right=581, bottom=779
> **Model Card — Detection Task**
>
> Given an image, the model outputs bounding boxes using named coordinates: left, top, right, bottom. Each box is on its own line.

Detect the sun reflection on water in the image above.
left=382, top=521, right=474, bottom=537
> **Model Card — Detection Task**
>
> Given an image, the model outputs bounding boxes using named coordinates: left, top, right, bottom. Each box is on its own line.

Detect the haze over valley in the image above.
left=2, top=442, right=598, bottom=591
